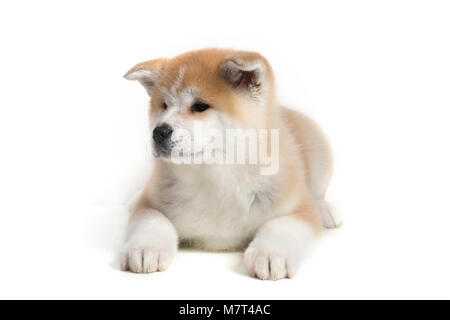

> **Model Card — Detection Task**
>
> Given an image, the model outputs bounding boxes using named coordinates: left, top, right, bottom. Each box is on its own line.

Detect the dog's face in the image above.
left=125, top=49, right=276, bottom=163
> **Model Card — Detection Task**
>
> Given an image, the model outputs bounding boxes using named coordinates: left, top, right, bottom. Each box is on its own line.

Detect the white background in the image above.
left=0, top=0, right=449, bottom=299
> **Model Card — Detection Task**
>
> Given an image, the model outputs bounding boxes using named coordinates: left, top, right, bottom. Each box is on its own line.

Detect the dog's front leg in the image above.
left=244, top=209, right=321, bottom=280
left=120, top=209, right=178, bottom=273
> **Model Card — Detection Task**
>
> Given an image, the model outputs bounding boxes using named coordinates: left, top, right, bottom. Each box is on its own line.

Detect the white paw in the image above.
left=245, top=246, right=296, bottom=280
left=120, top=246, right=174, bottom=273
left=244, top=216, right=316, bottom=280
left=317, top=200, right=342, bottom=229
left=120, top=212, right=178, bottom=274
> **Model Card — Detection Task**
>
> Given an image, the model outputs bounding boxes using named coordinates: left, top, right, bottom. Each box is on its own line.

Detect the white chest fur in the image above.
left=151, top=164, right=284, bottom=251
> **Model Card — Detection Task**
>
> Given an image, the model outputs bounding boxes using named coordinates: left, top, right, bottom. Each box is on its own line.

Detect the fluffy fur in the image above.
left=120, top=48, right=340, bottom=280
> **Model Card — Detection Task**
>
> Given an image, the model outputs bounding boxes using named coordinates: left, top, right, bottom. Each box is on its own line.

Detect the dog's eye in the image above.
left=162, top=103, right=168, bottom=111
left=191, top=102, right=210, bottom=113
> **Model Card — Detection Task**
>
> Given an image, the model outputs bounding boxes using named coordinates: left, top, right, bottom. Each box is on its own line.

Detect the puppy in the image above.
left=120, top=49, right=340, bottom=280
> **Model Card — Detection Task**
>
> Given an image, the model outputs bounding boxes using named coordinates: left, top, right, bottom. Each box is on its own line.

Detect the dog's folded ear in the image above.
left=220, top=52, right=269, bottom=95
left=124, top=58, right=167, bottom=96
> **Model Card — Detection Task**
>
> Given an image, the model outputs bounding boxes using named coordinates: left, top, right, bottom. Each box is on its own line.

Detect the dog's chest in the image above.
left=156, top=167, right=277, bottom=250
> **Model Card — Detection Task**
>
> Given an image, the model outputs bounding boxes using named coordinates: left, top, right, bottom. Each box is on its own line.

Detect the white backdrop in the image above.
left=0, top=0, right=449, bottom=299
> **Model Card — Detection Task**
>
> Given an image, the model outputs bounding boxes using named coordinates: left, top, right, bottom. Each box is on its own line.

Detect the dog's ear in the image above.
left=124, top=58, right=167, bottom=96
left=220, top=52, right=268, bottom=95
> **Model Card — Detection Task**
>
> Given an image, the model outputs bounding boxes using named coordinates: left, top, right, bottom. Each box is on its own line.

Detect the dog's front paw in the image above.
left=244, top=245, right=297, bottom=281
left=120, top=220, right=177, bottom=274
left=120, top=245, right=175, bottom=274
left=244, top=216, right=316, bottom=280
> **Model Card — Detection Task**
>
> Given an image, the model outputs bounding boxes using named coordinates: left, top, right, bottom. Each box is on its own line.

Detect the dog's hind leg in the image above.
left=304, top=137, right=341, bottom=229
left=281, top=107, right=341, bottom=229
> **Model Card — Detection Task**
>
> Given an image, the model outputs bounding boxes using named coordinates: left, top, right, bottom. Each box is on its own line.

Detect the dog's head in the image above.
left=125, top=49, right=277, bottom=163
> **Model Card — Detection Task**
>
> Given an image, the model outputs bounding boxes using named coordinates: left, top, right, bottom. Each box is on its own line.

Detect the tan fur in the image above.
left=281, top=107, right=333, bottom=199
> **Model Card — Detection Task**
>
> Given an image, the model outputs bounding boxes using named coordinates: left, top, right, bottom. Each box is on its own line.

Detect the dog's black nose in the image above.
left=153, top=123, right=173, bottom=145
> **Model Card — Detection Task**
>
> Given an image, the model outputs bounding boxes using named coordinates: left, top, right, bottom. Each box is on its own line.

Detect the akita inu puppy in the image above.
left=120, top=48, right=340, bottom=280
